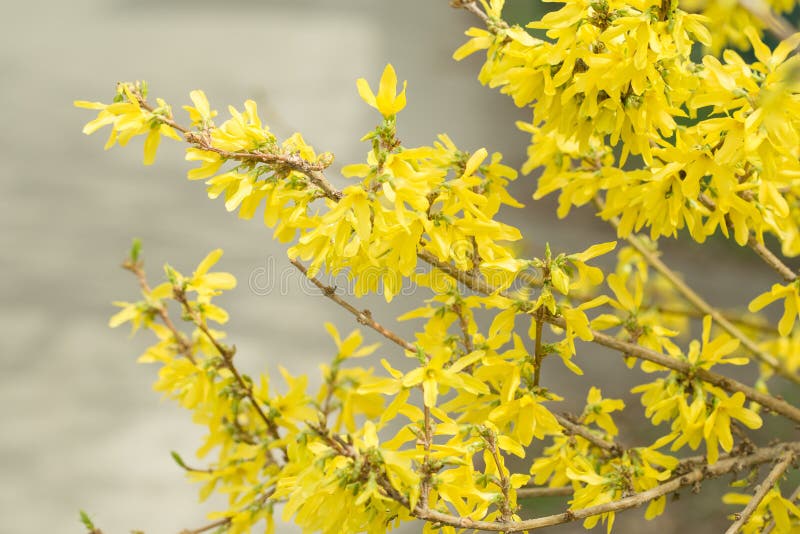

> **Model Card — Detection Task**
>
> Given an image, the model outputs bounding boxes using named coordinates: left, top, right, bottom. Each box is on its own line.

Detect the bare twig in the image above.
left=516, top=486, right=573, bottom=499
left=289, top=259, right=418, bottom=354
left=452, top=301, right=475, bottom=354
left=180, top=490, right=274, bottom=534
left=724, top=451, right=796, bottom=534
left=747, top=235, right=798, bottom=283
left=180, top=517, right=230, bottom=534
left=554, top=414, right=622, bottom=456
left=450, top=0, right=491, bottom=24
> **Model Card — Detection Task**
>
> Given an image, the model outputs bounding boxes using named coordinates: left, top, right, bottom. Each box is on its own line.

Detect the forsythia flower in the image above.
left=356, top=63, right=407, bottom=117
left=749, top=282, right=800, bottom=336
left=723, top=487, right=800, bottom=533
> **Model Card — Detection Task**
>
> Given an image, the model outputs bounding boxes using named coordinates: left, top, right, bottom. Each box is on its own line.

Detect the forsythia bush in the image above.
left=76, top=0, right=800, bottom=532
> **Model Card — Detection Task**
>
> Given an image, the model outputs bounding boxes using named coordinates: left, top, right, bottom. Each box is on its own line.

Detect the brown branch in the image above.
left=410, top=442, right=800, bottom=532
left=522, top=271, right=777, bottom=335
left=172, top=287, right=286, bottom=463
left=452, top=301, right=475, bottom=354
left=547, top=314, right=800, bottom=423
left=449, top=0, right=491, bottom=24
left=485, top=431, right=514, bottom=522
left=747, top=235, right=797, bottom=283
left=697, top=194, right=796, bottom=283
left=289, top=259, right=419, bottom=354
left=594, top=196, right=800, bottom=386
left=123, top=260, right=196, bottom=365
left=417, top=248, right=800, bottom=424
left=533, top=308, right=545, bottom=387
left=516, top=486, right=573, bottom=499
left=724, top=451, right=796, bottom=534
left=655, top=305, right=778, bottom=335
left=554, top=413, right=622, bottom=456
left=180, top=489, right=274, bottom=534
left=135, top=91, right=341, bottom=201
left=180, top=517, right=230, bottom=534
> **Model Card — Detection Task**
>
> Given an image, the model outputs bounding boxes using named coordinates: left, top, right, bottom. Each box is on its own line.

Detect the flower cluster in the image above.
left=77, top=2, right=800, bottom=532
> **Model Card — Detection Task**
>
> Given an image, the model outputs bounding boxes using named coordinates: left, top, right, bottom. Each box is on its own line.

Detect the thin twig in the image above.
left=411, top=442, right=800, bottom=532
left=450, top=0, right=490, bottom=24
left=172, top=287, right=286, bottom=462
left=452, top=301, right=474, bottom=354
left=747, top=235, right=798, bottom=283
left=123, top=260, right=196, bottom=365
left=554, top=414, right=622, bottom=456
left=418, top=249, right=800, bottom=424
left=289, top=259, right=418, bottom=354
left=180, top=517, right=230, bottom=534
left=136, top=94, right=341, bottom=201
left=724, top=451, right=796, bottom=534
left=533, top=308, right=545, bottom=387
left=180, top=489, right=274, bottom=534
left=485, top=432, right=514, bottom=522
left=522, top=271, right=778, bottom=334
left=516, top=486, right=573, bottom=499
left=594, top=196, right=800, bottom=386
left=548, top=314, right=800, bottom=424
left=697, top=193, right=796, bottom=283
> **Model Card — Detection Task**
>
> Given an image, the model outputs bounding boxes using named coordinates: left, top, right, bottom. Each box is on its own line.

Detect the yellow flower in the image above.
left=184, top=249, right=237, bottom=298
left=748, top=282, right=800, bottom=336
left=581, top=387, right=624, bottom=436
left=402, top=351, right=488, bottom=408
left=356, top=64, right=407, bottom=117
left=723, top=487, right=800, bottom=533
left=703, top=391, right=762, bottom=464
left=323, top=322, right=380, bottom=361
left=183, top=89, right=217, bottom=127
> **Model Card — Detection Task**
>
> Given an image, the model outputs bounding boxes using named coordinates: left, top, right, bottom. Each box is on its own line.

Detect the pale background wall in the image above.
left=1, top=1, right=795, bottom=533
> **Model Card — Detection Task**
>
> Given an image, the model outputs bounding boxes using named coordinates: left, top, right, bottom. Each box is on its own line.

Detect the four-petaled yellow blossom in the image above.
left=581, top=387, right=624, bottom=436
left=356, top=63, right=407, bottom=117
left=703, top=391, right=763, bottom=464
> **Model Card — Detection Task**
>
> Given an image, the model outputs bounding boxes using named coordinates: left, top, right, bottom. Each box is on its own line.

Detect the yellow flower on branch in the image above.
left=749, top=282, right=800, bottom=336
left=356, top=64, right=407, bottom=117
left=183, top=89, right=217, bottom=127
left=703, top=391, right=763, bottom=464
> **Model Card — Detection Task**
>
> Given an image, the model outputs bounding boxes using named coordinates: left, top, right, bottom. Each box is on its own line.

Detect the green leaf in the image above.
left=130, top=238, right=142, bottom=263
left=79, top=510, right=95, bottom=531
left=170, top=450, right=188, bottom=470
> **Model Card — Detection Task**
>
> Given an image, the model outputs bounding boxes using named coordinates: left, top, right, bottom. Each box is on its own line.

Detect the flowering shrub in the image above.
left=76, top=1, right=799, bottom=532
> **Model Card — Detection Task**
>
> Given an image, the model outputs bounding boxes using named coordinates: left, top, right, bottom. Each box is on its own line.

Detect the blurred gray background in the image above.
left=1, top=0, right=796, bottom=533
